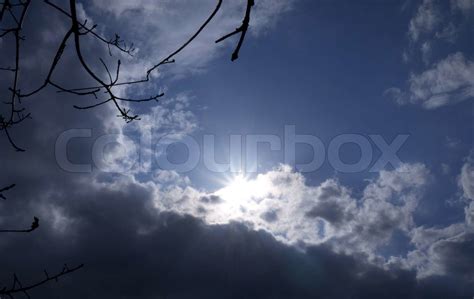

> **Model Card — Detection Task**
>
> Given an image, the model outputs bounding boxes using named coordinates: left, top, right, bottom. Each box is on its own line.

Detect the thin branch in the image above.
left=0, top=0, right=10, bottom=22
left=0, top=184, right=39, bottom=234
left=0, top=0, right=31, bottom=151
left=0, top=216, right=39, bottom=233
left=68, top=0, right=136, bottom=121
left=0, top=66, right=16, bottom=72
left=145, top=0, right=223, bottom=79
left=215, top=0, right=254, bottom=61
left=0, top=184, right=16, bottom=199
left=43, top=0, right=135, bottom=56
left=18, top=27, right=74, bottom=98
left=0, top=264, right=84, bottom=298
left=65, top=0, right=224, bottom=92
left=1, top=0, right=253, bottom=150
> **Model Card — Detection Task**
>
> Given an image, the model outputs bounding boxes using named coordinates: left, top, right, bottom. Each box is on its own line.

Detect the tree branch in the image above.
left=215, top=0, right=254, bottom=61
left=0, top=216, right=39, bottom=233
left=0, top=184, right=16, bottom=200
left=0, top=264, right=84, bottom=298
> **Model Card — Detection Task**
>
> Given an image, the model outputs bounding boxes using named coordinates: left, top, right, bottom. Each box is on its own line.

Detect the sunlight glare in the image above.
left=213, top=173, right=272, bottom=220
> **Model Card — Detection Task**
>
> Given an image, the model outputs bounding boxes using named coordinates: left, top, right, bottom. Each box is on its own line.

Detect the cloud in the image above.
left=459, top=152, right=474, bottom=201
left=146, top=163, right=432, bottom=263
left=459, top=152, right=474, bottom=225
left=399, top=223, right=466, bottom=277
left=451, top=0, right=474, bottom=13
left=405, top=0, right=466, bottom=55
left=409, top=53, right=474, bottom=109
left=420, top=41, right=432, bottom=64
left=389, top=0, right=473, bottom=109
left=386, top=53, right=474, bottom=109
left=435, top=22, right=459, bottom=42
left=2, top=170, right=473, bottom=298
left=393, top=151, right=474, bottom=279
left=86, top=0, right=295, bottom=81
left=408, top=0, right=441, bottom=42
left=430, top=232, right=474, bottom=280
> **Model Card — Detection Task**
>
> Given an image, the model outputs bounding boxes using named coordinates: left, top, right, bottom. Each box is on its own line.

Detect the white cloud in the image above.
left=408, top=0, right=441, bottom=42
left=95, top=93, right=200, bottom=175
left=441, top=163, right=451, bottom=174
left=451, top=0, right=474, bottom=13
left=387, top=53, right=474, bottom=109
left=85, top=143, right=473, bottom=279
left=80, top=129, right=474, bottom=279
left=421, top=41, right=431, bottom=64
left=384, top=87, right=407, bottom=106
left=391, top=0, right=473, bottom=109
left=459, top=151, right=474, bottom=225
left=445, top=136, right=462, bottom=149
left=435, top=22, right=459, bottom=42
left=459, top=152, right=474, bottom=201
left=87, top=0, right=295, bottom=80
left=409, top=53, right=474, bottom=109
left=142, top=163, right=432, bottom=262
left=399, top=223, right=466, bottom=278
left=75, top=161, right=440, bottom=276
left=392, top=151, right=474, bottom=278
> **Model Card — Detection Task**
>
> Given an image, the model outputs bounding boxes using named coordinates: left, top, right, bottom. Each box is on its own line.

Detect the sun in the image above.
left=217, top=173, right=270, bottom=201
left=216, top=174, right=252, bottom=202
left=212, top=173, right=272, bottom=220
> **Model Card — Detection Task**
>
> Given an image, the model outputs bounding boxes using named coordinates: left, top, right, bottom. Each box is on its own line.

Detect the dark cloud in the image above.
left=305, top=201, right=350, bottom=225
left=354, top=211, right=401, bottom=240
left=2, top=183, right=473, bottom=299
left=261, top=209, right=279, bottom=223
left=200, top=195, right=223, bottom=204
left=318, top=184, right=343, bottom=201
left=432, top=233, right=474, bottom=280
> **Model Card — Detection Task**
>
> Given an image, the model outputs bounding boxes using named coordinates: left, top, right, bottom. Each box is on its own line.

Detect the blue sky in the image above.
left=74, top=0, right=474, bottom=277
left=159, top=0, right=473, bottom=227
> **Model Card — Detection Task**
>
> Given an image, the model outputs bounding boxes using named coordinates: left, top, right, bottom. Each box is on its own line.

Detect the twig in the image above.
left=0, top=216, right=39, bottom=233
left=0, top=264, right=84, bottom=298
left=216, top=0, right=254, bottom=61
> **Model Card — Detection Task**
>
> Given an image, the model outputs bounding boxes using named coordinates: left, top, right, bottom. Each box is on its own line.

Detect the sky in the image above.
left=0, top=0, right=473, bottom=298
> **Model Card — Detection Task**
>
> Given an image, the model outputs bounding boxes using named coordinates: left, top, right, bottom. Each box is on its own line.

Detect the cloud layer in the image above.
left=386, top=0, right=474, bottom=109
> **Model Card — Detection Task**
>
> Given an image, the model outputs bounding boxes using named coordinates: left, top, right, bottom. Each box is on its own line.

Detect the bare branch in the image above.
left=43, top=0, right=135, bottom=56
left=65, top=0, right=224, bottom=92
left=0, top=0, right=31, bottom=151
left=0, top=264, right=84, bottom=298
left=0, top=184, right=16, bottom=199
left=216, top=0, right=254, bottom=61
left=0, top=216, right=39, bottom=233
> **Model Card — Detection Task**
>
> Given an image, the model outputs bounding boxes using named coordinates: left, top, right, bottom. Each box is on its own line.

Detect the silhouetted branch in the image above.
left=66, top=0, right=224, bottom=92
left=0, top=0, right=31, bottom=151
left=0, top=216, right=39, bottom=233
left=144, top=0, right=224, bottom=80
left=0, top=184, right=15, bottom=200
left=216, top=0, right=254, bottom=61
left=0, top=66, right=16, bottom=71
left=43, top=0, right=135, bottom=56
left=0, top=184, right=40, bottom=233
left=0, top=264, right=84, bottom=298
left=0, top=183, right=82, bottom=296
left=1, top=0, right=255, bottom=150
